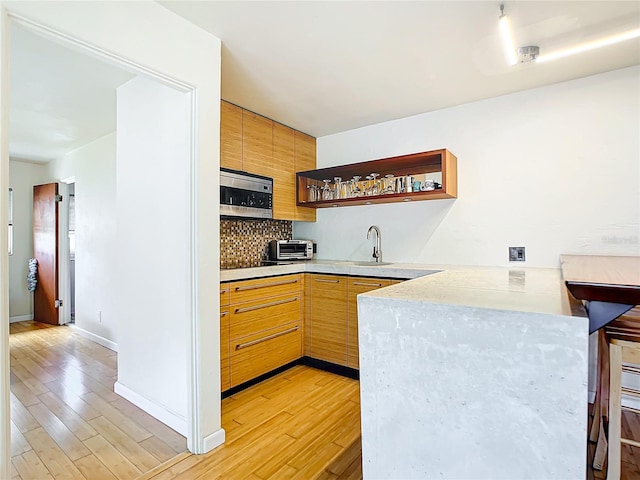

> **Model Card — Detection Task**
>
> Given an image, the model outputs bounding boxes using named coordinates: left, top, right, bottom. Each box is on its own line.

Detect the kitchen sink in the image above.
left=342, top=261, right=393, bottom=266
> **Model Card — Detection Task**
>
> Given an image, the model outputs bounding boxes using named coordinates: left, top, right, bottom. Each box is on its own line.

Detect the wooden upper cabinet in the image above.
left=242, top=110, right=273, bottom=177
left=272, top=123, right=296, bottom=220
left=220, top=101, right=243, bottom=171
left=294, top=131, right=317, bottom=222
left=220, top=101, right=317, bottom=221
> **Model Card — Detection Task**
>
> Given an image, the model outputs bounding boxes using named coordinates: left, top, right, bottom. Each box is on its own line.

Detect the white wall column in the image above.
left=0, top=3, right=222, bottom=476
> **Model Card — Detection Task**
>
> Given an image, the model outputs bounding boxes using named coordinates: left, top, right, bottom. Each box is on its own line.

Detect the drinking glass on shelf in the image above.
left=307, top=184, right=319, bottom=202
left=351, top=176, right=362, bottom=197
left=322, top=179, right=333, bottom=200
left=370, top=173, right=380, bottom=196
left=334, top=177, right=342, bottom=199
left=383, top=174, right=396, bottom=194
left=364, top=175, right=373, bottom=196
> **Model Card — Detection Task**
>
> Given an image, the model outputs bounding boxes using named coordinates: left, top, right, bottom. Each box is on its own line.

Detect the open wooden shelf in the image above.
left=296, top=148, right=457, bottom=208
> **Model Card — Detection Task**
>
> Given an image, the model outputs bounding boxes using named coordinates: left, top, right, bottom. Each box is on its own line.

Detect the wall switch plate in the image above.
left=509, top=247, right=526, bottom=262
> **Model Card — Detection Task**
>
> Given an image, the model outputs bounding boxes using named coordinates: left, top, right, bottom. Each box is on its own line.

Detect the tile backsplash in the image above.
left=220, top=218, right=292, bottom=269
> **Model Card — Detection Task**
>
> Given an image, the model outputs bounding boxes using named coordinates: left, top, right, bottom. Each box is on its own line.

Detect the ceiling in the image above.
left=9, top=24, right=134, bottom=163
left=8, top=1, right=640, bottom=162
left=161, top=0, right=639, bottom=136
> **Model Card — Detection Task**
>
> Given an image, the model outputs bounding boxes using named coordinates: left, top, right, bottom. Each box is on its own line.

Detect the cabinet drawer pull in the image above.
left=235, top=326, right=300, bottom=350
left=220, top=288, right=228, bottom=295
left=315, top=278, right=340, bottom=283
left=234, top=296, right=298, bottom=314
left=220, top=311, right=229, bottom=317
left=234, top=278, right=298, bottom=292
left=352, top=282, right=383, bottom=287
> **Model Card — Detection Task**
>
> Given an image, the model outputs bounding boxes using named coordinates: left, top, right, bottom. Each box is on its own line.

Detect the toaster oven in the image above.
left=269, top=240, right=314, bottom=260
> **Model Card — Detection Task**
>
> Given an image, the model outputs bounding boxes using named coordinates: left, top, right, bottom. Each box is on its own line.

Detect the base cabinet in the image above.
left=306, top=274, right=397, bottom=369
left=307, top=274, right=348, bottom=366
left=224, top=274, right=303, bottom=390
left=220, top=283, right=231, bottom=391
left=220, top=273, right=400, bottom=392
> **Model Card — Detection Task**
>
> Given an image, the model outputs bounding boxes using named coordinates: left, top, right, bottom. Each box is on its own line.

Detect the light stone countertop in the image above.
left=361, top=264, right=586, bottom=318
left=221, top=260, right=585, bottom=319
left=219, top=259, right=441, bottom=282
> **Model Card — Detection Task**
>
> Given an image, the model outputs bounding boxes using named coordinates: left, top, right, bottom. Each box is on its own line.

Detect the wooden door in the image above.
left=309, top=274, right=347, bottom=366
left=33, top=183, right=59, bottom=325
left=272, top=122, right=296, bottom=220
left=347, top=277, right=391, bottom=369
left=294, top=131, right=316, bottom=222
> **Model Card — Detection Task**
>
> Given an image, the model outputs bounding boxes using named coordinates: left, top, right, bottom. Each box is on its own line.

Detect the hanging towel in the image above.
left=27, top=258, right=38, bottom=292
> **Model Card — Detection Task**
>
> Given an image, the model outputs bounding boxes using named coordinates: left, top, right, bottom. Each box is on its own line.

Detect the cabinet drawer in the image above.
left=230, top=274, right=301, bottom=304
left=220, top=283, right=230, bottom=307
left=230, top=294, right=301, bottom=340
left=220, top=307, right=230, bottom=391
left=230, top=322, right=301, bottom=387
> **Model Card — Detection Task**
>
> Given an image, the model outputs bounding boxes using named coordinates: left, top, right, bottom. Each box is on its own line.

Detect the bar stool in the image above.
left=590, top=308, right=640, bottom=477
left=606, top=310, right=640, bottom=479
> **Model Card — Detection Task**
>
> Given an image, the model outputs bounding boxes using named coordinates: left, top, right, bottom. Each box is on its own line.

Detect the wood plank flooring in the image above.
left=147, top=364, right=363, bottom=480
left=11, top=320, right=640, bottom=480
left=9, top=321, right=187, bottom=480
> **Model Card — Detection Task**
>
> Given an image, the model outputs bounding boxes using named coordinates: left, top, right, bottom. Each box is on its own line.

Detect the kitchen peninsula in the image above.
left=219, top=260, right=589, bottom=478
left=357, top=266, right=589, bottom=479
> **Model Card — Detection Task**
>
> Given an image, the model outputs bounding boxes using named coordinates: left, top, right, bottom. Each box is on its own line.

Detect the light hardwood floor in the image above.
left=9, top=321, right=363, bottom=480
left=9, top=321, right=187, bottom=480
left=146, top=364, right=362, bottom=480
left=17, top=320, right=640, bottom=480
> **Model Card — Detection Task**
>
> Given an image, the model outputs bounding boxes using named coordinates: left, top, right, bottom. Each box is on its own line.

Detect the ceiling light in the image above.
left=536, top=28, right=640, bottom=63
left=498, top=4, right=518, bottom=66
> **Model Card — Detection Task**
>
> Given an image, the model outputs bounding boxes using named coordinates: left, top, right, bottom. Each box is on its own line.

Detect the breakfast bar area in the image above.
left=357, top=266, right=590, bottom=479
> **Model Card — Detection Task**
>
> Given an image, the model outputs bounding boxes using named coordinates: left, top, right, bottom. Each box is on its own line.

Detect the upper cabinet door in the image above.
left=272, top=122, right=296, bottom=220
left=242, top=110, right=273, bottom=177
left=294, top=131, right=316, bottom=222
left=220, top=101, right=243, bottom=171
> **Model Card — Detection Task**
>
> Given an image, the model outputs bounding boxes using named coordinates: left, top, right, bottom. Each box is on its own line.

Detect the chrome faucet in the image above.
left=367, top=225, right=382, bottom=263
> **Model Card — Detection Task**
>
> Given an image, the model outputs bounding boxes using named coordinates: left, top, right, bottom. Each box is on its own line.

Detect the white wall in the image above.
left=48, top=133, right=117, bottom=345
left=295, top=66, right=640, bottom=267
left=1, top=3, right=222, bottom=472
left=8, top=160, right=49, bottom=320
left=115, top=76, right=191, bottom=435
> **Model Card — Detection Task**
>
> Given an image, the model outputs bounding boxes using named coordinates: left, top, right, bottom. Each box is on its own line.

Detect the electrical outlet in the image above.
left=509, top=246, right=526, bottom=262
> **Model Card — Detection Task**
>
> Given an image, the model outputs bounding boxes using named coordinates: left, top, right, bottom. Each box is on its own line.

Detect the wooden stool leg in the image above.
left=591, top=330, right=606, bottom=443
left=608, top=343, right=623, bottom=480
left=593, top=417, right=608, bottom=470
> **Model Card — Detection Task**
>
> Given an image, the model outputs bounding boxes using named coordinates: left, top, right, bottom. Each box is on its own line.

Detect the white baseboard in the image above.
left=202, top=428, right=225, bottom=454
left=10, top=314, right=33, bottom=323
left=68, top=324, right=118, bottom=352
left=114, top=381, right=187, bottom=436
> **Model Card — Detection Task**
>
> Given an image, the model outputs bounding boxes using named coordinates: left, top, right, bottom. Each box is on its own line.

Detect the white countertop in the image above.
left=219, top=259, right=441, bottom=282
left=221, top=260, right=585, bottom=319
left=362, top=264, right=585, bottom=317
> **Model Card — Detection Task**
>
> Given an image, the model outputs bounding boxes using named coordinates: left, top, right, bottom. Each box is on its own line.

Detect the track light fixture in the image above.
left=498, top=4, right=640, bottom=66
left=498, top=4, right=518, bottom=66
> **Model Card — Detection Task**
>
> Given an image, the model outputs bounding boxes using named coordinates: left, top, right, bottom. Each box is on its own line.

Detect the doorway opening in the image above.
left=67, top=182, right=75, bottom=323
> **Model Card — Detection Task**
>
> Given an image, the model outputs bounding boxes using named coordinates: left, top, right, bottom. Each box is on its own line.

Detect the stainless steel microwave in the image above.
left=220, top=168, right=273, bottom=219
